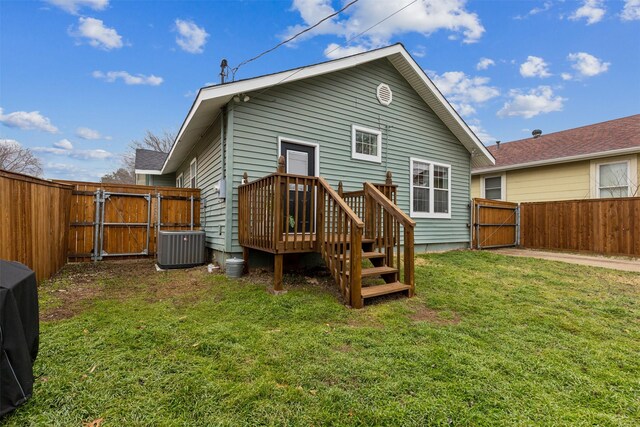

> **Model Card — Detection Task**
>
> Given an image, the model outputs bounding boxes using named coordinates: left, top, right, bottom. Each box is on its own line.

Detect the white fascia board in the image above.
left=135, top=169, right=163, bottom=175
left=472, top=146, right=640, bottom=175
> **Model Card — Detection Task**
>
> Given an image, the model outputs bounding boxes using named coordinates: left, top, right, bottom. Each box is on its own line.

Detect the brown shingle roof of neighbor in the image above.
left=473, top=114, right=640, bottom=172
left=134, top=148, right=168, bottom=171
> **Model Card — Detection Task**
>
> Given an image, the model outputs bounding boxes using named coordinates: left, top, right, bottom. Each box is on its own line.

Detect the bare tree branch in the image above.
left=0, top=140, right=44, bottom=177
left=101, top=167, right=136, bottom=184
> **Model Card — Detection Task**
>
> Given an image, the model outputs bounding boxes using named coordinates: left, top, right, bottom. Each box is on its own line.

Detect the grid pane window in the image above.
left=598, top=162, right=628, bottom=198
left=484, top=176, right=502, bottom=200
left=355, top=130, right=378, bottom=156
left=411, top=159, right=450, bottom=217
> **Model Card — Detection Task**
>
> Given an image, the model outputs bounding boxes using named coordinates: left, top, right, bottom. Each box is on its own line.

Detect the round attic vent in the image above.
left=376, top=83, right=392, bottom=106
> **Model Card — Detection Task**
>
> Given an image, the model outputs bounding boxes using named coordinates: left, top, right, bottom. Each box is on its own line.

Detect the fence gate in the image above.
left=472, top=198, right=519, bottom=249
left=92, top=190, right=152, bottom=260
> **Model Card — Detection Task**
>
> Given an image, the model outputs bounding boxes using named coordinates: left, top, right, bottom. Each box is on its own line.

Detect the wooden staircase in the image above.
left=238, top=156, right=415, bottom=308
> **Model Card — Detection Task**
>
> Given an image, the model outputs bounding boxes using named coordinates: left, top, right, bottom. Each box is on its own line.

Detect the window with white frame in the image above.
left=351, top=125, right=381, bottom=163
left=410, top=158, right=451, bottom=218
left=176, top=173, right=183, bottom=188
left=190, top=158, right=197, bottom=188
left=597, top=161, right=629, bottom=198
left=483, top=176, right=502, bottom=200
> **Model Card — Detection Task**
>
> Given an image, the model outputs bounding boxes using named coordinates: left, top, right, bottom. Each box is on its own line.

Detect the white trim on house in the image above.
left=589, top=156, right=637, bottom=198
left=190, top=158, right=198, bottom=188
left=351, top=125, right=382, bottom=163
left=409, top=157, right=452, bottom=219
left=161, top=43, right=495, bottom=174
left=480, top=173, right=506, bottom=200
left=176, top=172, right=183, bottom=188
left=472, top=146, right=640, bottom=175
left=134, top=169, right=163, bottom=175
left=277, top=137, right=320, bottom=177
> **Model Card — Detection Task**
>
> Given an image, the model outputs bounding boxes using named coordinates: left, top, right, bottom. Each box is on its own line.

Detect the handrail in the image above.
left=364, top=183, right=415, bottom=228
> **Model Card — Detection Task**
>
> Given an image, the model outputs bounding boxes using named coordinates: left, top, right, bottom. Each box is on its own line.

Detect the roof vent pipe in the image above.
left=495, top=140, right=500, bottom=149
left=220, top=59, right=228, bottom=84
left=532, top=129, right=542, bottom=138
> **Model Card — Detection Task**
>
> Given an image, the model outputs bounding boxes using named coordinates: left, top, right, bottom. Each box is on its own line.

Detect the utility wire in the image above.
left=251, top=0, right=419, bottom=97
left=231, top=0, right=360, bottom=79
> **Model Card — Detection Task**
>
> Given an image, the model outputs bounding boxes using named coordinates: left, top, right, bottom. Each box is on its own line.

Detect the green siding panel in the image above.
left=174, top=117, right=226, bottom=251
left=229, top=58, right=472, bottom=253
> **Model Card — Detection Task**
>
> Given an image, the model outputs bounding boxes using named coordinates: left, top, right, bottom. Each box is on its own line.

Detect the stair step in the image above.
left=333, top=251, right=386, bottom=260
left=361, top=282, right=411, bottom=299
left=347, top=266, right=398, bottom=278
left=325, top=236, right=375, bottom=244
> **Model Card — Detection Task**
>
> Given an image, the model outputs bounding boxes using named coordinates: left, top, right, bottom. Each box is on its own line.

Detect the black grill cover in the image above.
left=0, top=261, right=39, bottom=417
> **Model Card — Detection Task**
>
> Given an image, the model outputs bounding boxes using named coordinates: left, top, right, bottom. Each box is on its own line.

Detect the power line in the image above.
left=257, top=0, right=419, bottom=92
left=231, top=0, right=360, bottom=79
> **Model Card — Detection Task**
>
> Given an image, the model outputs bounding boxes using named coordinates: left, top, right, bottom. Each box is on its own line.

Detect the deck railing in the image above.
left=238, top=170, right=318, bottom=254
left=317, top=177, right=365, bottom=308
left=363, top=182, right=415, bottom=296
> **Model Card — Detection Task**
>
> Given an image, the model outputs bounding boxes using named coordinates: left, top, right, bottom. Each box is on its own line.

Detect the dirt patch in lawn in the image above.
left=409, top=304, right=461, bottom=325
left=41, top=260, right=216, bottom=321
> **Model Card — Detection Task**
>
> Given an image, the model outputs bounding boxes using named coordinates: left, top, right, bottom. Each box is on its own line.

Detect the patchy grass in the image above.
left=4, top=251, right=639, bottom=426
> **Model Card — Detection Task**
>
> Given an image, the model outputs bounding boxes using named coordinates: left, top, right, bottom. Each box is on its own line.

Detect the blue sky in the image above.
left=1, top=0, right=639, bottom=181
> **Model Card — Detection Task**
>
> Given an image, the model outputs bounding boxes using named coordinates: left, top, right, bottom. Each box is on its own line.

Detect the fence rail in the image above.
left=519, top=197, right=640, bottom=257
left=0, top=170, right=73, bottom=282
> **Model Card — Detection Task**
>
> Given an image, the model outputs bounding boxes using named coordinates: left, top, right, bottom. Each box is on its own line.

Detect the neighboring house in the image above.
left=143, top=44, right=494, bottom=261
left=134, top=149, right=173, bottom=186
left=472, top=115, right=640, bottom=202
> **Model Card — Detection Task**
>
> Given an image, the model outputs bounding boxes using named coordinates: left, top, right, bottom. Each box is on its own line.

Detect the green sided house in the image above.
left=138, top=43, right=494, bottom=307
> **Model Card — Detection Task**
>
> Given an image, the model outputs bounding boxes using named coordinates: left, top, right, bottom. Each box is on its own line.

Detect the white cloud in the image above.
left=53, top=139, right=74, bottom=150
left=621, top=0, right=640, bottom=20
left=0, top=108, right=59, bottom=133
left=285, top=0, right=485, bottom=59
left=175, top=19, right=209, bottom=54
left=45, top=0, right=109, bottom=14
left=323, top=43, right=369, bottom=59
left=0, top=138, right=21, bottom=148
left=71, top=17, right=123, bottom=50
left=468, top=122, right=496, bottom=143
left=93, top=70, right=163, bottom=86
left=412, top=46, right=426, bottom=58
left=567, top=52, right=610, bottom=77
left=514, top=1, right=552, bottom=19
left=430, top=71, right=499, bottom=117
left=498, top=86, right=566, bottom=119
left=476, top=57, right=495, bottom=70
left=35, top=144, right=113, bottom=160
left=76, top=127, right=109, bottom=140
left=569, top=0, right=606, bottom=24
left=519, top=56, right=551, bottom=78
left=561, top=72, right=573, bottom=80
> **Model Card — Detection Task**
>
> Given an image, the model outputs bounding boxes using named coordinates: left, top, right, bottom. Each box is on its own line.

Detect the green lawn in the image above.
left=4, top=251, right=639, bottom=426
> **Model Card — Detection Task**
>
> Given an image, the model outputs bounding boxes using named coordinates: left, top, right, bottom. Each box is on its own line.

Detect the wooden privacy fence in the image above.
left=0, top=170, right=73, bottom=283
left=520, top=198, right=640, bottom=257
left=472, top=198, right=519, bottom=249
left=56, top=181, right=201, bottom=262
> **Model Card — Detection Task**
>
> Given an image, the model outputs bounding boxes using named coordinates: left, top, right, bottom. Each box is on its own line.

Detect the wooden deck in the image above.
left=238, top=156, right=415, bottom=308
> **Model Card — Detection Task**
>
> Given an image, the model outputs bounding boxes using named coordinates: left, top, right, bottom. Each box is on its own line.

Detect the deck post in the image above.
left=242, top=247, right=250, bottom=274
left=404, top=227, right=415, bottom=297
left=338, top=181, right=343, bottom=197
left=273, top=253, right=284, bottom=292
left=277, top=155, right=285, bottom=173
left=350, top=227, right=363, bottom=308
left=386, top=171, right=393, bottom=185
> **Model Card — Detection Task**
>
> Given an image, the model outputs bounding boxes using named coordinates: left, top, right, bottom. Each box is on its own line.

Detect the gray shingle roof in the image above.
left=134, top=149, right=168, bottom=171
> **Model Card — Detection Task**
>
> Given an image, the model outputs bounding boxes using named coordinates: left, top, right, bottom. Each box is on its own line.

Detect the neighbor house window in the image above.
left=410, top=158, right=451, bottom=219
left=190, top=158, right=197, bottom=188
left=176, top=173, right=183, bottom=188
left=597, top=161, right=629, bottom=198
left=351, top=125, right=382, bottom=163
left=483, top=175, right=503, bottom=200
